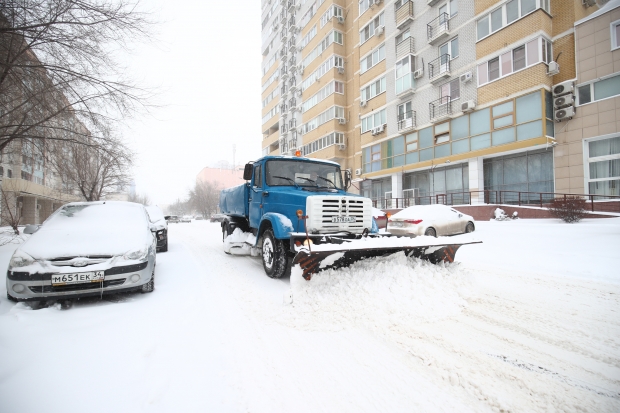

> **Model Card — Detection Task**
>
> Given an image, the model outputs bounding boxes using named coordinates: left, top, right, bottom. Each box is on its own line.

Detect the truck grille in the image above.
left=306, top=196, right=372, bottom=234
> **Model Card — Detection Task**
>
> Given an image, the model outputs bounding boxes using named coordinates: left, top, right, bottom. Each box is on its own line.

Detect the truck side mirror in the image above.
left=344, top=169, right=351, bottom=190
left=243, top=163, right=253, bottom=181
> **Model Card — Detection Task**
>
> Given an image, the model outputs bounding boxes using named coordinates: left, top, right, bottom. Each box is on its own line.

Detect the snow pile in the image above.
left=223, top=228, right=256, bottom=255
left=285, top=251, right=476, bottom=332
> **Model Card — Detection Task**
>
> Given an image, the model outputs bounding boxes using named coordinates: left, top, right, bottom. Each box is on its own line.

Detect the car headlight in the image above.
left=123, top=248, right=148, bottom=261
left=9, top=251, right=36, bottom=268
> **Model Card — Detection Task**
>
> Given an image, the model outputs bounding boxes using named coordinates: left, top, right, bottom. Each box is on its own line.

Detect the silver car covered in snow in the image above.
left=387, top=204, right=475, bottom=237
left=6, top=201, right=157, bottom=302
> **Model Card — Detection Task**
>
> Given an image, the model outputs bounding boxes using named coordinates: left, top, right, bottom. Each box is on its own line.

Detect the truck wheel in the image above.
left=261, top=229, right=287, bottom=279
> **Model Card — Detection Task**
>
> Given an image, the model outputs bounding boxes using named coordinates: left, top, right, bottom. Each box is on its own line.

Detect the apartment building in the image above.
left=260, top=0, right=612, bottom=206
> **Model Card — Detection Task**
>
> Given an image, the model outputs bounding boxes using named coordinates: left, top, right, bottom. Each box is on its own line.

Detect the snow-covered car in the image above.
left=209, top=214, right=226, bottom=223
left=180, top=215, right=192, bottom=223
left=146, top=205, right=168, bottom=252
left=387, top=204, right=475, bottom=237
left=6, top=201, right=157, bottom=302
left=167, top=215, right=179, bottom=223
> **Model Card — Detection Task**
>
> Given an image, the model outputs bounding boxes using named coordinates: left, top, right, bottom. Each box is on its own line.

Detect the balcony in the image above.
left=397, top=110, right=416, bottom=132
left=428, top=54, right=451, bottom=83
left=395, top=1, right=414, bottom=30
left=396, top=37, right=415, bottom=60
left=429, top=96, right=452, bottom=122
left=427, top=13, right=450, bottom=45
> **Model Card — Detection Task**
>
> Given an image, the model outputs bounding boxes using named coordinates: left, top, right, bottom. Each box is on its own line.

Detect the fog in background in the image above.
left=123, top=0, right=262, bottom=206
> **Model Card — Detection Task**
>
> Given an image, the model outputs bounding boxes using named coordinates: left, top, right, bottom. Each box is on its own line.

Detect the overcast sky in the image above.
left=122, top=0, right=263, bottom=207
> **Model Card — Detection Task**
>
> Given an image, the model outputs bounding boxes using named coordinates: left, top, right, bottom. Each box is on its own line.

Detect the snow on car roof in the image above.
left=145, top=205, right=165, bottom=222
left=391, top=204, right=454, bottom=220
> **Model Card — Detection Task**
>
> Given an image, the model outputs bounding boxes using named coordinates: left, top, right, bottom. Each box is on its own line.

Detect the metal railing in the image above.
left=429, top=96, right=452, bottom=120
left=428, top=53, right=450, bottom=80
left=397, top=110, right=416, bottom=131
left=371, top=190, right=620, bottom=213
left=427, top=13, right=449, bottom=42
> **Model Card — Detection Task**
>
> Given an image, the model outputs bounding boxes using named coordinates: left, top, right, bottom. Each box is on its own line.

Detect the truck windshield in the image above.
left=265, top=160, right=344, bottom=189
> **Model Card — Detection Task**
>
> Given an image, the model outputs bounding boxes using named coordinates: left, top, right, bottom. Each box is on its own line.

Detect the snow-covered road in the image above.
left=1, top=218, right=619, bottom=412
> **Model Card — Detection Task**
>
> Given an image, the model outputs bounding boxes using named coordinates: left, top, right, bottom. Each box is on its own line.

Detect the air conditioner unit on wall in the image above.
left=355, top=168, right=362, bottom=176
left=461, top=100, right=475, bottom=112
left=555, top=107, right=575, bottom=122
left=460, top=72, right=472, bottom=83
left=583, top=0, right=597, bottom=7
left=554, top=95, right=575, bottom=108
left=337, top=66, right=345, bottom=74
left=360, top=100, right=367, bottom=107
left=371, top=125, right=385, bottom=135
left=338, top=118, right=347, bottom=125
left=338, top=144, right=346, bottom=150
left=337, top=16, right=345, bottom=24
left=375, top=26, right=385, bottom=36
left=547, top=61, right=560, bottom=76
left=413, top=68, right=424, bottom=79
left=552, top=80, right=574, bottom=96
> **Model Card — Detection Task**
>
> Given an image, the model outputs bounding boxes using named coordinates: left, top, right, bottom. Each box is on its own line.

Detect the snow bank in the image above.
left=285, top=252, right=476, bottom=332
left=223, top=228, right=257, bottom=254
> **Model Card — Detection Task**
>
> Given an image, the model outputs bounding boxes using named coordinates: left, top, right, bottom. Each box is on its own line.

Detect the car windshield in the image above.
left=265, top=160, right=343, bottom=189
left=145, top=206, right=165, bottom=223
left=44, top=202, right=148, bottom=232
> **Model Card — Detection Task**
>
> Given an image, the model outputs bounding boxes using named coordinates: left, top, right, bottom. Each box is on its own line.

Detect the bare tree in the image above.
left=189, top=180, right=220, bottom=219
left=46, top=131, right=133, bottom=201
left=0, top=0, right=152, bottom=157
left=127, top=191, right=149, bottom=205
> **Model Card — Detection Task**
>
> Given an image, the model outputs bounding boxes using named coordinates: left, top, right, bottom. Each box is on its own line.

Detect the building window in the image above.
left=359, top=0, right=372, bottom=16
left=439, top=0, right=458, bottom=19
left=435, top=122, right=450, bottom=144
left=302, top=31, right=344, bottom=68
left=476, top=0, right=549, bottom=41
left=578, top=73, right=620, bottom=105
left=440, top=78, right=460, bottom=101
left=612, top=20, right=620, bottom=50
left=360, top=44, right=386, bottom=74
left=321, top=5, right=343, bottom=27
left=477, top=37, right=549, bottom=86
left=484, top=149, right=553, bottom=195
left=586, top=136, right=620, bottom=196
left=360, top=12, right=385, bottom=44
left=302, top=106, right=345, bottom=134
left=361, top=76, right=386, bottom=101
left=396, top=29, right=410, bottom=45
left=361, top=109, right=387, bottom=133
left=301, top=132, right=345, bottom=156
left=439, top=37, right=459, bottom=60
left=395, top=55, right=415, bottom=95
left=301, top=55, right=343, bottom=91
left=302, top=81, right=344, bottom=113
left=300, top=25, right=317, bottom=50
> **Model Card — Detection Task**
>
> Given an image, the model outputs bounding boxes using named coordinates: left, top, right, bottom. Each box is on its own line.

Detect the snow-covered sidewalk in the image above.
left=0, top=218, right=619, bottom=412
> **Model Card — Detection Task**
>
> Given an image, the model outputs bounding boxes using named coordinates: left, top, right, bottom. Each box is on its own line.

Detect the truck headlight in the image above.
left=9, top=251, right=35, bottom=268
left=123, top=248, right=148, bottom=261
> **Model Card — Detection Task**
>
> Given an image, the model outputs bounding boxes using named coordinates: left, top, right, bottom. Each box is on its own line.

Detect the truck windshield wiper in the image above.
left=273, top=175, right=299, bottom=188
left=317, top=176, right=337, bottom=189
left=297, top=177, right=318, bottom=186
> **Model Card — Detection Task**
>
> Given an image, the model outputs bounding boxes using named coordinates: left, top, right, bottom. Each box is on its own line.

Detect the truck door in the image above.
left=249, top=163, right=264, bottom=228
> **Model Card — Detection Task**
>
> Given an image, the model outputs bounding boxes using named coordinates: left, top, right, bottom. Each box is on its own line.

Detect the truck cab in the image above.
left=219, top=156, right=373, bottom=278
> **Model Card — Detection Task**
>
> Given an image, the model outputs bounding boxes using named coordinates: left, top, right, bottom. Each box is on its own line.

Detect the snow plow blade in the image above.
left=292, top=241, right=481, bottom=280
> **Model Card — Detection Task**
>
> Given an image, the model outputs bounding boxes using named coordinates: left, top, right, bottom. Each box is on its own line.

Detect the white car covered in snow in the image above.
left=6, top=201, right=157, bottom=302
left=387, top=204, right=475, bottom=237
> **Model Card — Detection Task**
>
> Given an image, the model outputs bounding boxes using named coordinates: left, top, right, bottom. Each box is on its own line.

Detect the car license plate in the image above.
left=391, top=222, right=403, bottom=227
left=331, top=216, right=356, bottom=223
left=51, top=271, right=105, bottom=286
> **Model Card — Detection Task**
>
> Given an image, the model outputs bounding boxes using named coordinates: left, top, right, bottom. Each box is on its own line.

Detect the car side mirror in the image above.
left=343, top=169, right=351, bottom=190
left=23, top=224, right=40, bottom=234
left=243, top=163, right=253, bottom=181
left=149, top=223, right=157, bottom=232
left=458, top=214, right=463, bottom=218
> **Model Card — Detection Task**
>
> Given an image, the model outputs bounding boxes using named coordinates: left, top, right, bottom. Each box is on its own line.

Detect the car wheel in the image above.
left=161, top=239, right=168, bottom=252
left=465, top=222, right=475, bottom=233
left=261, top=229, right=287, bottom=279
left=424, top=227, right=437, bottom=237
left=141, top=268, right=155, bottom=293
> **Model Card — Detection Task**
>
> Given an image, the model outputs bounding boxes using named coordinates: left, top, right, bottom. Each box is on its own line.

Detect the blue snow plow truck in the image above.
left=219, top=155, right=478, bottom=280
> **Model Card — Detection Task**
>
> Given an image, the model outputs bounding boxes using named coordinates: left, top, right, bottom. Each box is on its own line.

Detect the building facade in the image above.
left=260, top=0, right=614, bottom=207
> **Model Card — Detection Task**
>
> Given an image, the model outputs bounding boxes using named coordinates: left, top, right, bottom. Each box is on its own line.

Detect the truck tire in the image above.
left=261, top=229, right=287, bottom=279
